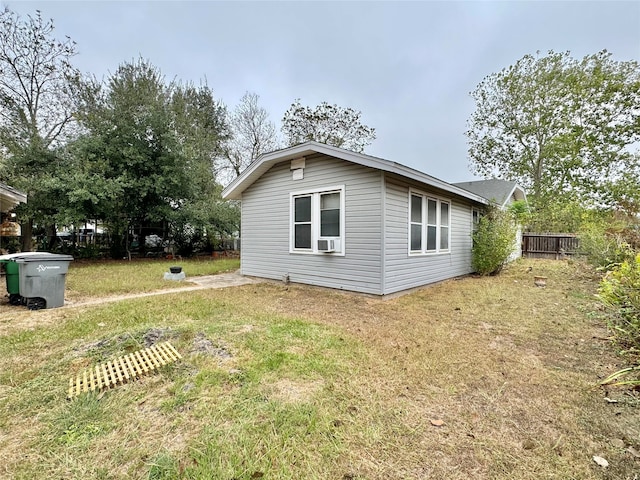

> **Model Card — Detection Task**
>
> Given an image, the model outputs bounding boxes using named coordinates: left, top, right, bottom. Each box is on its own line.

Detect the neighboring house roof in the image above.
left=0, top=181, right=27, bottom=213
left=452, top=179, right=527, bottom=208
left=222, top=141, right=490, bottom=205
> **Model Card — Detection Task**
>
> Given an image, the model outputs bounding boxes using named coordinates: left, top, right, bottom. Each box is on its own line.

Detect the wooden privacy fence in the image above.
left=522, top=233, right=580, bottom=259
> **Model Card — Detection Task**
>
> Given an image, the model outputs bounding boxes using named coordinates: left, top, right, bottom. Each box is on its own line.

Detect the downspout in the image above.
left=239, top=196, right=244, bottom=275
left=380, top=171, right=386, bottom=295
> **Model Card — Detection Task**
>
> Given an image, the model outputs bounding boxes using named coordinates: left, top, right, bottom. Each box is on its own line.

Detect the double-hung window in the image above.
left=472, top=208, right=481, bottom=232
left=291, top=186, right=345, bottom=254
left=409, top=191, right=451, bottom=254
left=293, top=196, right=312, bottom=248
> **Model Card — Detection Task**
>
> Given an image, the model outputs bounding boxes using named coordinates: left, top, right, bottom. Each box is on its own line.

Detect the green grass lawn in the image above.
left=0, top=259, right=638, bottom=479
left=65, top=258, right=240, bottom=299
left=1, top=290, right=355, bottom=479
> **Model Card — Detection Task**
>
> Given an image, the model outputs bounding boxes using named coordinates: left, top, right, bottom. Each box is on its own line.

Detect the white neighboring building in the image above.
left=454, top=179, right=528, bottom=261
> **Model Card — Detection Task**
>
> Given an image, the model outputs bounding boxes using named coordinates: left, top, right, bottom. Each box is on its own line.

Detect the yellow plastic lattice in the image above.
left=67, top=341, right=181, bottom=399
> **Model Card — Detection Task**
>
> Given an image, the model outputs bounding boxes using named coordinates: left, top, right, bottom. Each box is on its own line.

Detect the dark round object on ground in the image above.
left=170, top=266, right=182, bottom=274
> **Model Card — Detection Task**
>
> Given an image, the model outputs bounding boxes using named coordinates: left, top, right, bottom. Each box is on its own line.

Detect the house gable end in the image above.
left=223, top=142, right=489, bottom=205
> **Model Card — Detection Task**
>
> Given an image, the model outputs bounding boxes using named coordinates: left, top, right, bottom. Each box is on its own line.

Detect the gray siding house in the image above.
left=454, top=179, right=527, bottom=262
left=222, top=141, right=496, bottom=295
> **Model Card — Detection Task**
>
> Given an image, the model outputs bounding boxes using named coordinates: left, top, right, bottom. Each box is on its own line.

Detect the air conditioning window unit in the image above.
left=317, top=239, right=335, bottom=253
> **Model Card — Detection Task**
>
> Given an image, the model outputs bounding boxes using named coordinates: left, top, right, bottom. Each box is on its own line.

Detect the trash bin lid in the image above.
left=0, top=252, right=52, bottom=261
left=0, top=252, right=74, bottom=262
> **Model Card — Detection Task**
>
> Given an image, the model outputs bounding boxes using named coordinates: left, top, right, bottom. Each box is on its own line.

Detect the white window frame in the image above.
left=408, top=189, right=451, bottom=255
left=290, top=185, right=345, bottom=255
left=472, top=207, right=481, bottom=232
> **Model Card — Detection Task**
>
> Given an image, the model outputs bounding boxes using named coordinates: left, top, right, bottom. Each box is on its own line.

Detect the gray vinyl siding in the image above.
left=240, top=154, right=384, bottom=294
left=240, top=154, right=481, bottom=296
left=382, top=176, right=475, bottom=295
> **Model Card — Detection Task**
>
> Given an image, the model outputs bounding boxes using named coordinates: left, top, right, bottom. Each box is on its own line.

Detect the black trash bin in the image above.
left=10, top=252, right=73, bottom=309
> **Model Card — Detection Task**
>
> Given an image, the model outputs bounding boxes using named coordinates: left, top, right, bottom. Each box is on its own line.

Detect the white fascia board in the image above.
left=500, top=184, right=518, bottom=208
left=514, top=185, right=527, bottom=203
left=383, top=162, right=489, bottom=205
left=500, top=183, right=528, bottom=209
left=503, top=184, right=528, bottom=207
left=222, top=141, right=489, bottom=205
left=0, top=184, right=27, bottom=212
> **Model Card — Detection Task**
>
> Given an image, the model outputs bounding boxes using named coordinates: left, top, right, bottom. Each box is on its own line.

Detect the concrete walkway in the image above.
left=189, top=271, right=262, bottom=288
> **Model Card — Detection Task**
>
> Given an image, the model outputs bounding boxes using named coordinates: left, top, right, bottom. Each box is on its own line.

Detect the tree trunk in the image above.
left=46, top=223, right=58, bottom=250
left=20, top=220, right=33, bottom=252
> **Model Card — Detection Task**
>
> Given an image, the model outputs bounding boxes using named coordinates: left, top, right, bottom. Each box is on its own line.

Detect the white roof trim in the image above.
left=497, top=183, right=527, bottom=208
left=0, top=182, right=27, bottom=212
left=222, top=141, right=489, bottom=204
left=505, top=184, right=527, bottom=207
left=490, top=182, right=526, bottom=208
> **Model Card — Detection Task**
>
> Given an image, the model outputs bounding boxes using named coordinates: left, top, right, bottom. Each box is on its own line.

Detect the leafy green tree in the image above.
left=599, top=153, right=640, bottom=216
left=466, top=50, right=640, bottom=210
left=0, top=7, right=82, bottom=250
left=74, top=59, right=230, bottom=257
left=77, top=60, right=180, bottom=255
left=525, top=200, right=587, bottom=233
left=53, top=137, right=125, bottom=230
left=507, top=199, right=531, bottom=226
left=282, top=99, right=376, bottom=153
left=169, top=82, right=236, bottom=242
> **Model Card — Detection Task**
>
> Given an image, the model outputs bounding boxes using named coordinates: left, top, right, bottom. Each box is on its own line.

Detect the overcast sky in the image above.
left=4, top=0, right=640, bottom=182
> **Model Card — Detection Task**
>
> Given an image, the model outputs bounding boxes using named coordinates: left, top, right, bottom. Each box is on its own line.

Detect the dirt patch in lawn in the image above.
left=189, top=332, right=233, bottom=360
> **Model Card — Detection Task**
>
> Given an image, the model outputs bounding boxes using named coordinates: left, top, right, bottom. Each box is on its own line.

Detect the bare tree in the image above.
left=0, top=8, right=80, bottom=150
left=0, top=7, right=82, bottom=249
left=218, top=92, right=278, bottom=184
